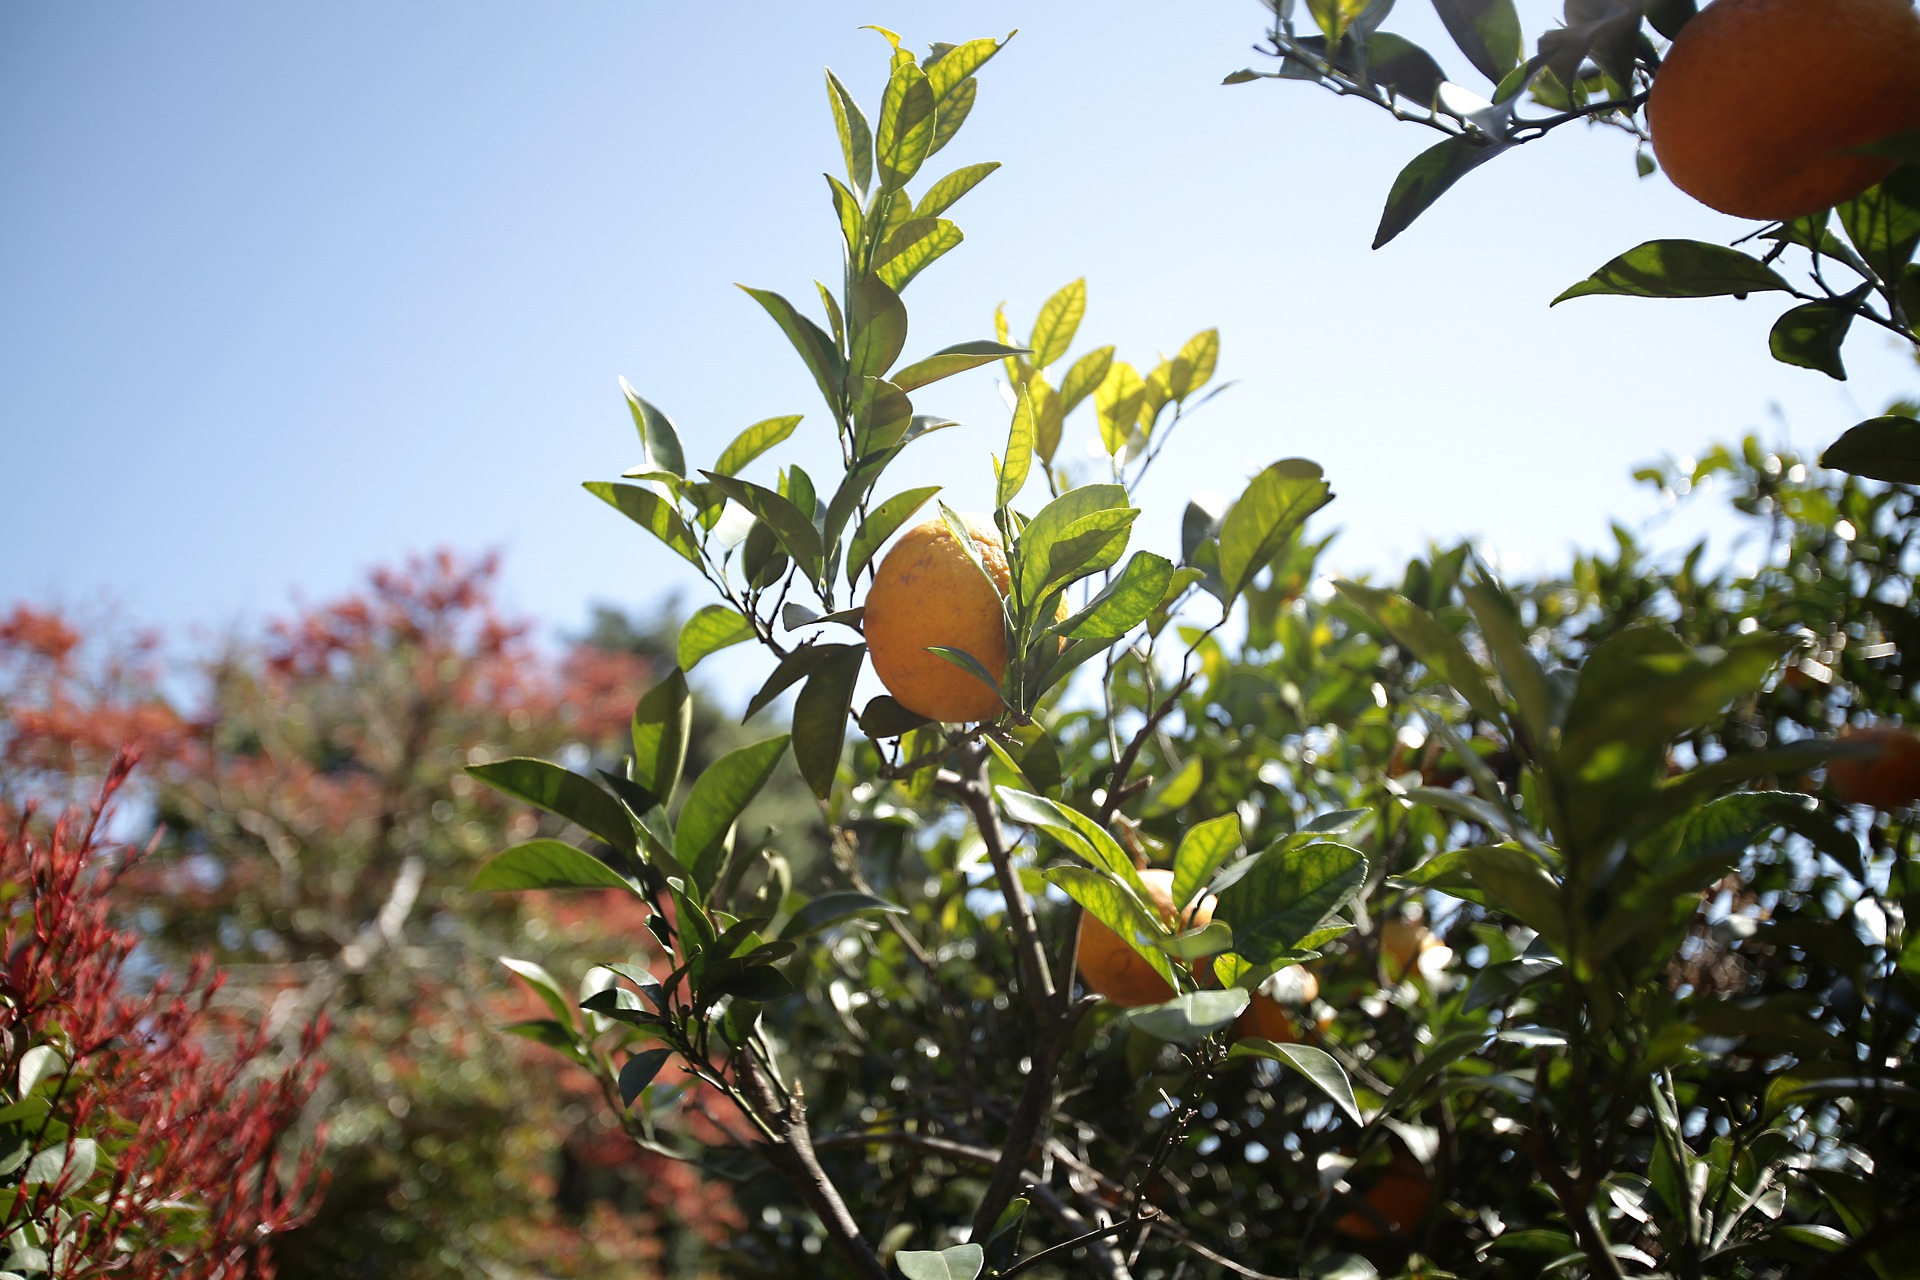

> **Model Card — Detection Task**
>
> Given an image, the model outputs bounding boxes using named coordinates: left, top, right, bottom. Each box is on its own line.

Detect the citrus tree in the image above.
left=1226, top=0, right=1920, bottom=484
left=463, top=27, right=1909, bottom=1280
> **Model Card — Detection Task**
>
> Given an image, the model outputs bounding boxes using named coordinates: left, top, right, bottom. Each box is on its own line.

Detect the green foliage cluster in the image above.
left=465, top=27, right=1917, bottom=1280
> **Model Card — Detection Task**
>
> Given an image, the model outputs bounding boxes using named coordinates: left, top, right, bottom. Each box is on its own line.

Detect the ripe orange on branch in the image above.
left=1646, top=0, right=1920, bottom=220
left=1233, top=965, right=1322, bottom=1044
left=1334, top=1151, right=1432, bottom=1242
left=1076, top=868, right=1216, bottom=1006
left=1828, top=724, right=1920, bottom=809
left=864, top=515, right=1015, bottom=723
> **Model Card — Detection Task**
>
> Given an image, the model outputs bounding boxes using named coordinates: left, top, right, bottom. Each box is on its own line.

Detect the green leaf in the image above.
left=846, top=486, right=942, bottom=589
left=618, top=379, right=687, bottom=478
left=1431, top=0, right=1523, bottom=80
left=1770, top=293, right=1863, bottom=381
left=1219, top=460, right=1334, bottom=599
left=708, top=964, right=795, bottom=1003
left=1628, top=791, right=1816, bottom=908
left=738, top=285, right=845, bottom=414
left=826, top=173, right=864, bottom=261
left=619, top=1048, right=673, bottom=1107
left=675, top=735, right=792, bottom=890
left=1645, top=0, right=1697, bottom=38
left=472, top=840, right=644, bottom=897
left=1213, top=841, right=1368, bottom=964
left=466, top=758, right=637, bottom=859
left=850, top=376, right=914, bottom=455
left=926, top=645, right=1008, bottom=712
left=876, top=217, right=963, bottom=292
left=825, top=68, right=873, bottom=194
left=1058, top=344, right=1116, bottom=414
left=998, top=787, right=1151, bottom=899
left=1334, top=580, right=1506, bottom=726
left=898, top=1244, right=985, bottom=1280
left=16, top=1047, right=60, bottom=1098
left=1307, top=0, right=1371, bottom=44
left=848, top=274, right=909, bottom=381
left=858, top=694, right=930, bottom=738
left=700, top=472, right=826, bottom=584
left=1561, top=629, right=1787, bottom=785
left=1400, top=844, right=1564, bottom=946
left=927, top=75, right=978, bottom=157
left=1839, top=164, right=1920, bottom=290
left=1281, top=33, right=1448, bottom=107
left=1228, top=1040, right=1364, bottom=1124
left=998, top=384, right=1036, bottom=509
left=1043, top=864, right=1179, bottom=992
left=1553, top=240, right=1792, bottom=304
left=1030, top=278, right=1086, bottom=368
left=1375, top=133, right=1506, bottom=249
left=1030, top=378, right=1064, bottom=466
left=891, top=340, right=1028, bottom=393
left=1140, top=755, right=1203, bottom=818
left=779, top=889, right=909, bottom=939
left=1461, top=577, right=1560, bottom=741
left=926, top=33, right=1007, bottom=101
left=631, top=669, right=692, bottom=804
left=792, top=643, right=864, bottom=799
left=498, top=1018, right=585, bottom=1053
left=676, top=605, right=755, bottom=672
left=500, top=956, right=577, bottom=1029
left=744, top=646, right=827, bottom=722
left=1172, top=813, right=1243, bottom=913
left=22, top=1138, right=96, bottom=1189
left=1128, top=989, right=1250, bottom=1042
left=714, top=415, right=802, bottom=477
left=875, top=58, right=937, bottom=191
left=1064, top=551, right=1175, bottom=640
left=583, top=481, right=702, bottom=567
left=916, top=160, right=1000, bottom=218
left=1094, top=360, right=1145, bottom=455
left=1821, top=414, right=1920, bottom=483
left=1014, top=484, right=1135, bottom=612
left=1169, top=328, right=1220, bottom=401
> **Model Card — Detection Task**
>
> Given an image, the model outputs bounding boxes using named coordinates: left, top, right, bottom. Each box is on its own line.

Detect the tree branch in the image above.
left=735, top=1056, right=887, bottom=1280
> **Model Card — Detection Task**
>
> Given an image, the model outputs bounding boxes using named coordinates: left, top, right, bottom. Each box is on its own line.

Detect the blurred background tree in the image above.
left=0, top=552, right=821, bottom=1279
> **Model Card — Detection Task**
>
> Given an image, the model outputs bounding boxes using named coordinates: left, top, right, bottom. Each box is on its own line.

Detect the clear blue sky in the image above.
left=4, top=2, right=1911, bottom=674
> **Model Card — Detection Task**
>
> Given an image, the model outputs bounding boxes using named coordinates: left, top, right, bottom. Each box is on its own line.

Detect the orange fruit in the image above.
left=864, top=515, right=1013, bottom=723
left=1076, top=868, right=1216, bottom=1006
left=1828, top=725, right=1920, bottom=809
left=1333, top=1151, right=1431, bottom=1242
left=1380, top=918, right=1439, bottom=981
left=1646, top=0, right=1920, bottom=220
left=1232, top=965, right=1321, bottom=1043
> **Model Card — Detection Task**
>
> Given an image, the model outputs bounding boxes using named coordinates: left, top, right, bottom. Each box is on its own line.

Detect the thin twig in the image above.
left=999, top=1213, right=1154, bottom=1279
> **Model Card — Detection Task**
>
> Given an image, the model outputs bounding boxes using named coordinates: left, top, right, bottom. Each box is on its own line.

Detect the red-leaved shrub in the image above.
left=0, top=751, right=327, bottom=1278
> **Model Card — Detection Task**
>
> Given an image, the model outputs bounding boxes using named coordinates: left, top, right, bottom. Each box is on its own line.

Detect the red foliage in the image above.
left=0, top=752, right=328, bottom=1278
left=0, top=606, right=196, bottom=806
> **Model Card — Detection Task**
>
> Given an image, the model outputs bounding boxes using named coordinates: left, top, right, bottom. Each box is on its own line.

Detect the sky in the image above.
left=3, top=1, right=1913, bottom=688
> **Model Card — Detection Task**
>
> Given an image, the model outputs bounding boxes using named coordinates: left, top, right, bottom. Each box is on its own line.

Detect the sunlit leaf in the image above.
left=1553, top=240, right=1792, bottom=304
left=466, top=758, right=637, bottom=859
left=714, top=415, right=802, bottom=477
left=676, top=605, right=755, bottom=672
left=471, top=840, right=644, bottom=897
left=583, top=481, right=702, bottom=566
left=1229, top=1040, right=1364, bottom=1124
left=1218, top=460, right=1333, bottom=599
left=825, top=68, right=873, bottom=194
left=676, top=736, right=792, bottom=890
